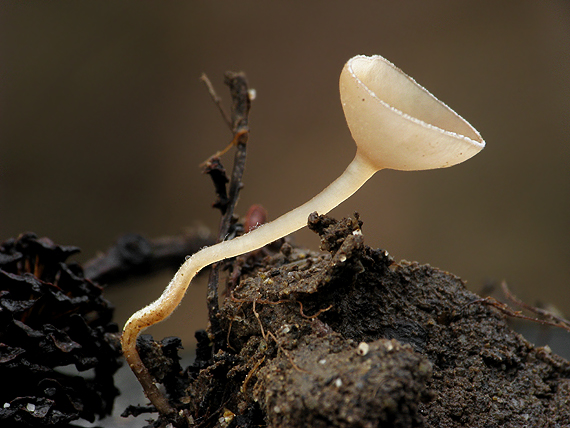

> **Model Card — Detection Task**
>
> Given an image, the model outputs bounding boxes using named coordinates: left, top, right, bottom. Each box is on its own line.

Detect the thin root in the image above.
left=200, top=129, right=248, bottom=168
left=466, top=295, right=570, bottom=333
left=241, top=355, right=266, bottom=394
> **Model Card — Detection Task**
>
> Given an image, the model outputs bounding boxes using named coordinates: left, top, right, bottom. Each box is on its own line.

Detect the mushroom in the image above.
left=121, top=54, right=485, bottom=416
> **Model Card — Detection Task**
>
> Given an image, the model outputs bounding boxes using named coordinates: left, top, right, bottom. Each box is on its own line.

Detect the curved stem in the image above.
left=121, top=151, right=377, bottom=414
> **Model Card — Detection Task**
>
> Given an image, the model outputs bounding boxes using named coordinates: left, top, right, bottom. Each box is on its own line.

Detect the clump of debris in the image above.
left=0, top=233, right=122, bottom=427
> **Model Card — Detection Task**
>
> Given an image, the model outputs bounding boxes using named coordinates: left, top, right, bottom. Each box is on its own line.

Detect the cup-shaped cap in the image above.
left=340, top=55, right=485, bottom=171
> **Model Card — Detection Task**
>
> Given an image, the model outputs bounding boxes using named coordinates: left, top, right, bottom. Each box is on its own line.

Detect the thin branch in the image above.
left=204, top=71, right=252, bottom=350
left=218, top=71, right=251, bottom=240
left=83, top=230, right=214, bottom=285
left=200, top=73, right=233, bottom=131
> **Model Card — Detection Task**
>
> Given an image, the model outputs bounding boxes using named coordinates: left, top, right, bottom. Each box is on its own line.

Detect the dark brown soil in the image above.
left=139, top=213, right=570, bottom=428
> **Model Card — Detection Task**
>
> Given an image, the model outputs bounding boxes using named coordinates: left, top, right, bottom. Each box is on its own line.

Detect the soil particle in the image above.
left=147, top=213, right=570, bottom=427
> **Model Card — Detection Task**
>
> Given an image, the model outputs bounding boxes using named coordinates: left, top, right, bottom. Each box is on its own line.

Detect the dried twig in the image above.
left=200, top=73, right=232, bottom=131
left=84, top=231, right=214, bottom=285
left=202, top=71, right=252, bottom=350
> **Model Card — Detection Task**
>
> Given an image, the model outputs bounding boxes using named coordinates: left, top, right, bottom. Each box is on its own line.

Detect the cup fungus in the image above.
left=121, top=54, right=485, bottom=416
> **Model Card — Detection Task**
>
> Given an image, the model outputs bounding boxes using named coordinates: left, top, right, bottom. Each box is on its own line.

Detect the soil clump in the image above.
left=134, top=213, right=570, bottom=428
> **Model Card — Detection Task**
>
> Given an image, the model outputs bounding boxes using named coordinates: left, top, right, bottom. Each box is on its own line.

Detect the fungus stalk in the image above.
left=122, top=54, right=485, bottom=415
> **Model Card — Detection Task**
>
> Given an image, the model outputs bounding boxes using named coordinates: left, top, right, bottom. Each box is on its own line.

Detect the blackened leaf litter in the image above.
left=0, top=232, right=122, bottom=427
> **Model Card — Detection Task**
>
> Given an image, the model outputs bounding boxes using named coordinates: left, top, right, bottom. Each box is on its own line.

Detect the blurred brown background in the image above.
left=1, top=2, right=569, bottom=348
